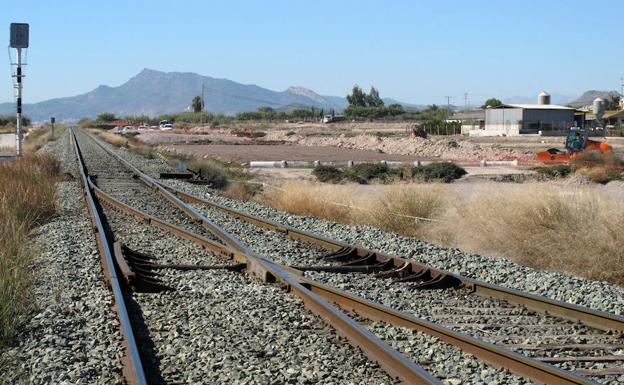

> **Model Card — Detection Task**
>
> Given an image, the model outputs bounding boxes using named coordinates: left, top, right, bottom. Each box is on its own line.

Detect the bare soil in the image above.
left=165, top=144, right=425, bottom=164
left=138, top=122, right=624, bottom=164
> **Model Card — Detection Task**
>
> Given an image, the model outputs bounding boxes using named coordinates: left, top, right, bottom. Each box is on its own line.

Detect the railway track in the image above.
left=177, top=190, right=624, bottom=384
left=71, top=128, right=623, bottom=384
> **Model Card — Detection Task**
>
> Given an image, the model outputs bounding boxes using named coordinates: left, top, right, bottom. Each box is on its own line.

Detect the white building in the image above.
left=472, top=92, right=576, bottom=137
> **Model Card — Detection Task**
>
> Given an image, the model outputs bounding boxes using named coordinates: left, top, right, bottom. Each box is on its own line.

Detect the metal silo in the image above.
left=538, top=91, right=551, bottom=105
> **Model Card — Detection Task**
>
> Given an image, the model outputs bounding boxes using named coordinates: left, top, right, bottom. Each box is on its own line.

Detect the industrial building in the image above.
left=470, top=92, right=576, bottom=137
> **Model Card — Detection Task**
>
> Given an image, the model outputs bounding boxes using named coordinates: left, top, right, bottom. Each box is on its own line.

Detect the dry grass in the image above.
left=353, top=185, right=450, bottom=238
left=223, top=181, right=261, bottom=201
left=259, top=181, right=353, bottom=223
left=431, top=183, right=624, bottom=284
left=0, top=154, right=59, bottom=345
left=258, top=182, right=448, bottom=236
left=258, top=181, right=624, bottom=285
left=21, top=125, right=67, bottom=153
left=569, top=150, right=624, bottom=184
left=89, top=129, right=130, bottom=147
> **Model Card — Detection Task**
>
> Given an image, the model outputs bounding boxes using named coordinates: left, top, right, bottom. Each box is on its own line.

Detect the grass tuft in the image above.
left=0, top=154, right=59, bottom=345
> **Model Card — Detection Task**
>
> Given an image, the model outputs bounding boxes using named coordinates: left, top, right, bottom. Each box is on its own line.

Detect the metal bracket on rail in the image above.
left=112, top=242, right=173, bottom=293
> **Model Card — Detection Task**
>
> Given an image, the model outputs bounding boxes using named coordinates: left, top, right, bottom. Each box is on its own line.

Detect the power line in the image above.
left=444, top=95, right=451, bottom=110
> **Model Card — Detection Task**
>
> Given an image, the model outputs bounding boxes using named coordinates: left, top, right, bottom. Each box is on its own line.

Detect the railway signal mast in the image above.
left=9, top=23, right=29, bottom=156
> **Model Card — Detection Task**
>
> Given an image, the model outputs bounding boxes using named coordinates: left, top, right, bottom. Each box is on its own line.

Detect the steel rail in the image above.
left=79, top=130, right=248, bottom=254
left=70, top=129, right=147, bottom=385
left=77, top=138, right=603, bottom=385
left=75, top=129, right=441, bottom=385
left=166, top=187, right=624, bottom=333
left=91, top=173, right=602, bottom=385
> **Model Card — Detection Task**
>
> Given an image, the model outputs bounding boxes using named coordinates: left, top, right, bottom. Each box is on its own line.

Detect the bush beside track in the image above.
left=0, top=154, right=60, bottom=345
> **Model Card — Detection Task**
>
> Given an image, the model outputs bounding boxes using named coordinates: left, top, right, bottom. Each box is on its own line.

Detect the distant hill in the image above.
left=567, top=90, right=621, bottom=107
left=0, top=69, right=420, bottom=121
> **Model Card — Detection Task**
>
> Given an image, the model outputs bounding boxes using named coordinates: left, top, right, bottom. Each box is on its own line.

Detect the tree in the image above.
left=367, top=86, right=384, bottom=107
left=387, top=103, right=404, bottom=116
left=604, top=96, right=621, bottom=110
left=192, top=96, right=204, bottom=113
left=346, top=85, right=368, bottom=107
left=481, top=98, right=502, bottom=109
left=96, top=112, right=116, bottom=122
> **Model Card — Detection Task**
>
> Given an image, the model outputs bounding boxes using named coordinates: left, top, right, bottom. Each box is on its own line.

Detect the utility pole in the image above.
left=200, top=83, right=205, bottom=125
left=201, top=83, right=205, bottom=112
left=444, top=96, right=452, bottom=117
left=464, top=93, right=468, bottom=110
left=10, top=23, right=29, bottom=156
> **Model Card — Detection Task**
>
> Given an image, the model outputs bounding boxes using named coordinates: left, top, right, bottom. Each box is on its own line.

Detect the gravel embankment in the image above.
left=80, top=132, right=402, bottom=384
left=77, top=131, right=224, bottom=244
left=0, top=136, right=124, bottom=384
left=163, top=179, right=624, bottom=317
left=135, top=268, right=398, bottom=384
left=89, top=147, right=536, bottom=384
left=365, top=321, right=533, bottom=385
left=179, top=199, right=624, bottom=383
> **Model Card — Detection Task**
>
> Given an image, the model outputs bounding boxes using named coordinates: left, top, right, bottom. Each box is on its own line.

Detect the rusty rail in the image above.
left=76, top=129, right=441, bottom=385
left=168, top=187, right=624, bottom=333
left=78, top=128, right=609, bottom=385
left=90, top=173, right=602, bottom=385
left=70, top=129, right=147, bottom=385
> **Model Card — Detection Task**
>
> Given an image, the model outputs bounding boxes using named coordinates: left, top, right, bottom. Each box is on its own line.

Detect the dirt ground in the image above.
left=164, top=144, right=426, bottom=164
left=137, top=121, right=624, bottom=165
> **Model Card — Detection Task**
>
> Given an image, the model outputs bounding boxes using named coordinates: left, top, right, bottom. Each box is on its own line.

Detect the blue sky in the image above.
left=2, top=0, right=623, bottom=105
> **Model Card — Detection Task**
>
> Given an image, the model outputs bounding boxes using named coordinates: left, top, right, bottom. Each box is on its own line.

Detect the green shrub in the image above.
left=344, top=163, right=395, bottom=184
left=531, top=165, right=573, bottom=178
left=312, top=165, right=344, bottom=183
left=412, top=162, right=466, bottom=183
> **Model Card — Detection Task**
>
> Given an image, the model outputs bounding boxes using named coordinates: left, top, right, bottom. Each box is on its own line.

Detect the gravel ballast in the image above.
left=105, top=137, right=624, bottom=317
left=79, top=131, right=402, bottom=384
left=164, top=179, right=624, bottom=317
left=0, top=136, right=124, bottom=384
left=91, top=135, right=538, bottom=384
left=135, top=268, right=398, bottom=384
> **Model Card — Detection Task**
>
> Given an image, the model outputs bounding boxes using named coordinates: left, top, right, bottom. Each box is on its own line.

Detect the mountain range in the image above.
left=0, top=69, right=620, bottom=121
left=0, top=69, right=422, bottom=122
left=567, top=90, right=622, bottom=107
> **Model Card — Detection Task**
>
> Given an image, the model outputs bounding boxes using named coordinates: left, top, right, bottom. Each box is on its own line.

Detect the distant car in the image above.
left=159, top=120, right=173, bottom=130
left=138, top=124, right=150, bottom=130
left=323, top=115, right=344, bottom=123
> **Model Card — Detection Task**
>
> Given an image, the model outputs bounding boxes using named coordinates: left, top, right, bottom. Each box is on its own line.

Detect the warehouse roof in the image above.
left=491, top=104, right=575, bottom=110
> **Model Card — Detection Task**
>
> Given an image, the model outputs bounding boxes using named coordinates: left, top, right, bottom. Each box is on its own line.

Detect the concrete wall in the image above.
left=0, top=133, right=15, bottom=149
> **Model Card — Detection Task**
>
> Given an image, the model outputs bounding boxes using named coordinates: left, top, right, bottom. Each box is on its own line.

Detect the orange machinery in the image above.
left=536, top=129, right=612, bottom=163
